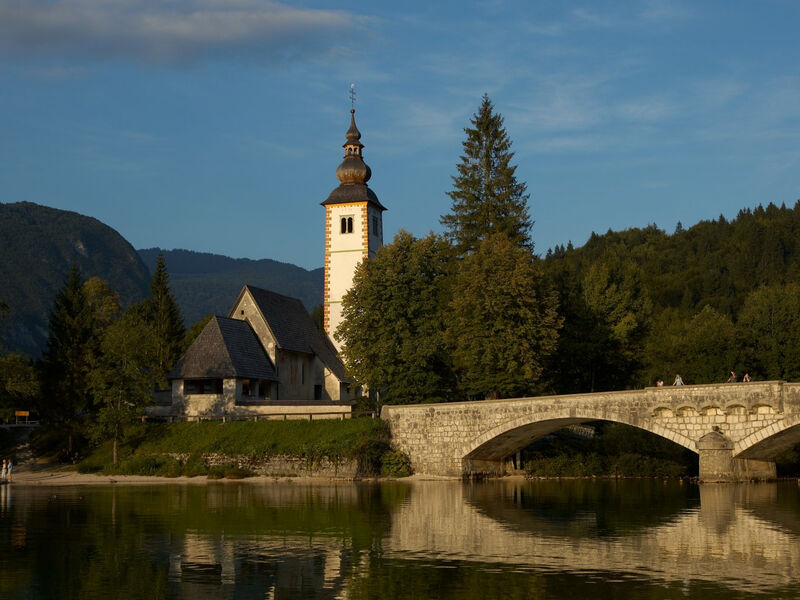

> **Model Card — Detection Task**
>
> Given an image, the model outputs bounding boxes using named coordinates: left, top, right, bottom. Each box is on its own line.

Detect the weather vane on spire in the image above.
left=349, top=83, right=356, bottom=109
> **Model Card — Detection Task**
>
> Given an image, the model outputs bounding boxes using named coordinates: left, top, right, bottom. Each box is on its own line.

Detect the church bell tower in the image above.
left=322, top=108, right=386, bottom=350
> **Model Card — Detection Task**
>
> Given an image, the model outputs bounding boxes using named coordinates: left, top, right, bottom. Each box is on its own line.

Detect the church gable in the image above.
left=229, top=286, right=280, bottom=363
left=229, top=284, right=349, bottom=384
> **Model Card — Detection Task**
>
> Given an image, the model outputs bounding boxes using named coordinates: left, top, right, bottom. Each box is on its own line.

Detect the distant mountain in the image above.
left=0, top=202, right=151, bottom=357
left=137, top=248, right=323, bottom=327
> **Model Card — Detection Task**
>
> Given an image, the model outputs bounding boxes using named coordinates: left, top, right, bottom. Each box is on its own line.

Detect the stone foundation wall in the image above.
left=174, top=453, right=360, bottom=478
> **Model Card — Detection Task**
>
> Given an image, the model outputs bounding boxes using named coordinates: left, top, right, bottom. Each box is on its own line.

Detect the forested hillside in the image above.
left=545, top=201, right=800, bottom=393
left=0, top=202, right=151, bottom=357
left=137, top=248, right=323, bottom=326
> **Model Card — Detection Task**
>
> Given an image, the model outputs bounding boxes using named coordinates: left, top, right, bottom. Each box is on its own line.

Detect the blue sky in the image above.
left=1, top=1, right=798, bottom=270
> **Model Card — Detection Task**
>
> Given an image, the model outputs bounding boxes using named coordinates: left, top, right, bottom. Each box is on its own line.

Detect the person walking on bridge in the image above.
left=673, top=374, right=684, bottom=386
left=727, top=370, right=737, bottom=383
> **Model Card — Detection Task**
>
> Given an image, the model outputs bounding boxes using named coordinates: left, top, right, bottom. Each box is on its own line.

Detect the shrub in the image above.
left=380, top=449, right=413, bottom=478
left=77, top=462, right=103, bottom=474
left=207, top=465, right=225, bottom=479
left=181, top=454, right=208, bottom=477
left=223, top=465, right=253, bottom=479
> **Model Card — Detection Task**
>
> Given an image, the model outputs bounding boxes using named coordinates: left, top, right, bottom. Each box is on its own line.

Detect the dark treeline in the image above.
left=546, top=202, right=800, bottom=393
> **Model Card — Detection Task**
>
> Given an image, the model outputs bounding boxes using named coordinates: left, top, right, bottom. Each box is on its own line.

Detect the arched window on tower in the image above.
left=341, top=216, right=354, bottom=234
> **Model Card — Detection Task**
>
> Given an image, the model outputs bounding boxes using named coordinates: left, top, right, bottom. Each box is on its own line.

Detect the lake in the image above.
left=1, top=479, right=799, bottom=598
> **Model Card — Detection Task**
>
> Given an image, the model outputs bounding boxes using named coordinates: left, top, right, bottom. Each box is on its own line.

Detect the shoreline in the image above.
left=7, top=467, right=796, bottom=487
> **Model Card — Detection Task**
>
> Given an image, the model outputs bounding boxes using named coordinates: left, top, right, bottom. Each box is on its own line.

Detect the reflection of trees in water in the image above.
left=0, top=482, right=409, bottom=599
left=465, top=479, right=699, bottom=537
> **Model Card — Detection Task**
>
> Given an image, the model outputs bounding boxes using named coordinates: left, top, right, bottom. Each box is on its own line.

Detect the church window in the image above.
left=372, top=215, right=378, bottom=234
left=184, top=379, right=223, bottom=395
left=341, top=216, right=354, bottom=234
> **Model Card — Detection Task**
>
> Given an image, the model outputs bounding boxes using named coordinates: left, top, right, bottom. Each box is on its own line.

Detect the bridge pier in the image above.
left=697, top=432, right=776, bottom=482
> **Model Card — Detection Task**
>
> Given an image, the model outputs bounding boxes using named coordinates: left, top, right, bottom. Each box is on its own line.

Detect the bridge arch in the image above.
left=735, top=413, right=800, bottom=459
left=460, top=410, right=696, bottom=464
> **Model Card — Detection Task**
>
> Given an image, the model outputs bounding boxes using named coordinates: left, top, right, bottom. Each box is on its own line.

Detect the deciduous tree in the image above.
left=580, top=245, right=652, bottom=389
left=88, top=307, right=158, bottom=466
left=737, top=283, right=800, bottom=381
left=0, top=353, right=39, bottom=417
left=337, top=231, right=454, bottom=406
left=447, top=234, right=560, bottom=399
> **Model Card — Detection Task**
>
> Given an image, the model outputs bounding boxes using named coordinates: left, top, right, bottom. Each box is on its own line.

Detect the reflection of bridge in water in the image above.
left=383, top=381, right=800, bottom=480
left=384, top=481, right=800, bottom=592
left=154, top=481, right=800, bottom=595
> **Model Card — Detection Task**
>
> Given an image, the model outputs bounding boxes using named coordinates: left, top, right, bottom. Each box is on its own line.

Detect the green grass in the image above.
left=77, top=418, right=395, bottom=477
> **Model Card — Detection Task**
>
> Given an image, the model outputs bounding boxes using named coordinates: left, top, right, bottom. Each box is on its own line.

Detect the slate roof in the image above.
left=169, top=316, right=277, bottom=381
left=322, top=182, right=386, bottom=211
left=240, top=285, right=350, bottom=382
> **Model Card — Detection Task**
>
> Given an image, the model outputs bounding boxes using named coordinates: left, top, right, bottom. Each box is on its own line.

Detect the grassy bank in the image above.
left=67, top=418, right=411, bottom=478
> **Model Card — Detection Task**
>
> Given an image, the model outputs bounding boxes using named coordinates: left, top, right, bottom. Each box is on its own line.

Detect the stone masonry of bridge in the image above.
left=381, top=381, right=800, bottom=481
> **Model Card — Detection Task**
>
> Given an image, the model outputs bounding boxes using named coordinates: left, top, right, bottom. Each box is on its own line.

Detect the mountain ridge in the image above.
left=0, top=201, right=152, bottom=357
left=136, top=248, right=323, bottom=327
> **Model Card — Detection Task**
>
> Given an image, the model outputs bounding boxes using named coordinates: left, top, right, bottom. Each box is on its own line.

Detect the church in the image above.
left=147, top=109, right=385, bottom=421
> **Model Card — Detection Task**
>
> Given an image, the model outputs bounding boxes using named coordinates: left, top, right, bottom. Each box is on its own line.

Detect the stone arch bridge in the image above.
left=381, top=381, right=800, bottom=481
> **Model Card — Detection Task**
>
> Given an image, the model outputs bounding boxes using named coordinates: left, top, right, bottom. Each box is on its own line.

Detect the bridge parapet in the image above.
left=645, top=381, right=788, bottom=414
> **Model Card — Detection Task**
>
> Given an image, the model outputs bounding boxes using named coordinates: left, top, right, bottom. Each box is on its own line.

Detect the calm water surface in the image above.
left=1, top=479, right=800, bottom=599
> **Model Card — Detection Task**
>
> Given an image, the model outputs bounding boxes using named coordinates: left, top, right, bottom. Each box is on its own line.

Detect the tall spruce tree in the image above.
left=39, top=264, right=94, bottom=451
left=441, top=94, right=532, bottom=255
left=143, top=253, right=185, bottom=387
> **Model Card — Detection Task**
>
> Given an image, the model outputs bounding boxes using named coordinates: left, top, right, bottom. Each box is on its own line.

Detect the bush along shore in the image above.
left=32, top=419, right=413, bottom=479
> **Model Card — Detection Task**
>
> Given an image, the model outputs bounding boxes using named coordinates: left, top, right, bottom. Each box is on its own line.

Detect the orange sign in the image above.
left=14, top=411, right=29, bottom=417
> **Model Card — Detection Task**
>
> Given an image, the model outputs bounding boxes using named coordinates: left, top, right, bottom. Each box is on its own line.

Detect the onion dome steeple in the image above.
left=322, top=108, right=385, bottom=210
left=336, top=109, right=372, bottom=184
